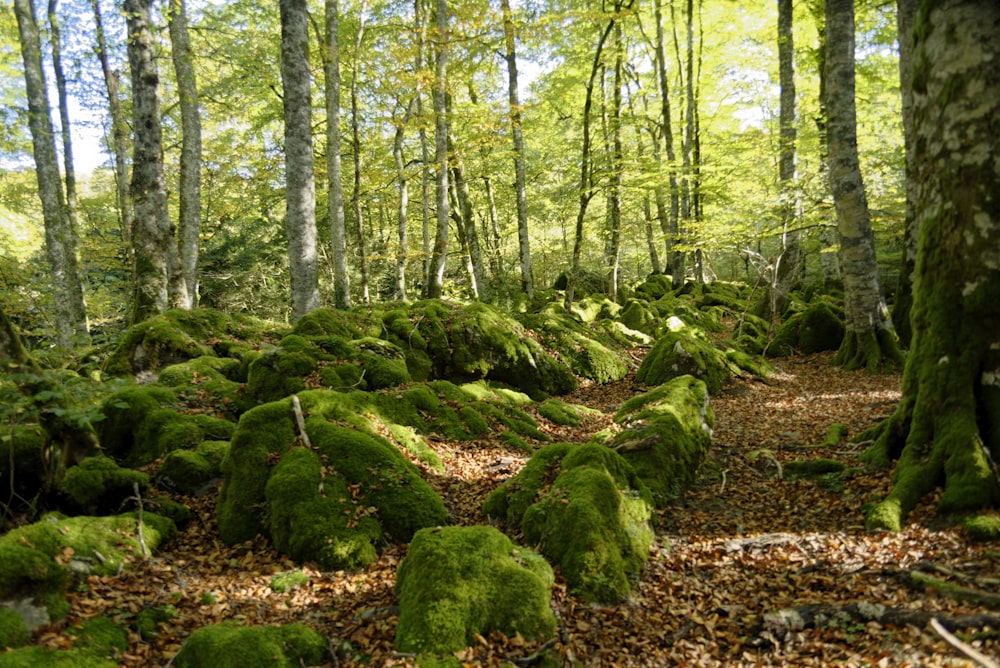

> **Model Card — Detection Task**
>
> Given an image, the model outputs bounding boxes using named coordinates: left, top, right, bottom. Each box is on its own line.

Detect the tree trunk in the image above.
left=91, top=0, right=133, bottom=259
left=482, top=175, right=503, bottom=279
left=824, top=0, right=900, bottom=371
left=862, top=0, right=1000, bottom=530
left=606, top=23, right=624, bottom=303
left=393, top=99, right=415, bottom=301
left=426, top=0, right=449, bottom=299
left=125, top=0, right=182, bottom=323
left=280, top=0, right=319, bottom=320
left=891, top=0, right=917, bottom=347
left=654, top=0, right=682, bottom=288
left=325, top=0, right=351, bottom=309
left=13, top=0, right=86, bottom=347
left=501, top=0, right=533, bottom=299
left=168, top=0, right=202, bottom=309
left=350, top=0, right=370, bottom=305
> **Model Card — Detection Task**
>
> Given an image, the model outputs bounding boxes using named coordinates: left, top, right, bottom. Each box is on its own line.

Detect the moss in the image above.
left=633, top=274, right=675, bottom=301
left=147, top=496, right=192, bottom=527
left=192, top=414, right=235, bottom=441
left=70, top=616, right=128, bottom=654
left=385, top=423, right=443, bottom=469
left=784, top=458, right=847, bottom=478
left=395, top=526, right=556, bottom=655
left=174, top=622, right=326, bottom=668
left=265, top=448, right=380, bottom=570
left=58, top=457, right=150, bottom=513
left=613, top=376, right=714, bottom=506
left=244, top=348, right=315, bottom=405
left=963, top=514, right=1000, bottom=542
left=293, top=307, right=377, bottom=339
left=355, top=338, right=410, bottom=389
left=134, top=604, right=178, bottom=641
left=636, top=325, right=736, bottom=394
left=538, top=399, right=582, bottom=427
left=619, top=299, right=659, bottom=335
left=0, top=607, right=30, bottom=649
left=824, top=423, right=848, bottom=446
left=483, top=443, right=573, bottom=525
left=0, top=426, right=47, bottom=504
left=520, top=313, right=628, bottom=385
left=196, top=440, right=229, bottom=470
left=270, top=570, right=311, bottom=593
left=96, top=385, right=177, bottom=462
left=0, top=646, right=118, bottom=668
left=158, top=450, right=217, bottom=494
left=132, top=409, right=204, bottom=466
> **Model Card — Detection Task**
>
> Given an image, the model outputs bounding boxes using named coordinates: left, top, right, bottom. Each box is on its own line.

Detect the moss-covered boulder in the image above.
left=520, top=312, right=628, bottom=385
left=0, top=607, right=30, bottom=649
left=158, top=356, right=246, bottom=418
left=216, top=392, right=448, bottom=562
left=484, top=443, right=654, bottom=603
left=633, top=274, right=676, bottom=301
left=0, top=646, right=119, bottom=668
left=619, top=298, right=660, bottom=336
left=0, top=426, right=47, bottom=505
left=768, top=301, right=845, bottom=357
left=395, top=525, right=556, bottom=655
left=173, top=622, right=327, bottom=668
left=611, top=375, right=714, bottom=506
left=158, top=440, right=228, bottom=495
left=636, top=318, right=740, bottom=394
left=58, top=457, right=150, bottom=514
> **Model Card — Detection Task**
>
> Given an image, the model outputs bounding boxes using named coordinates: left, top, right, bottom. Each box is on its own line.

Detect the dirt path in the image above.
left=47, top=354, right=1000, bottom=666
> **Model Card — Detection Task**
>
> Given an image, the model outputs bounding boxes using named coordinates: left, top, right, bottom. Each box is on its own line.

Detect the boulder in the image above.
left=173, top=622, right=326, bottom=668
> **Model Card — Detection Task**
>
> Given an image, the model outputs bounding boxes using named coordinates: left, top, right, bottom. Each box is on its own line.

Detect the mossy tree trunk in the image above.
left=824, top=0, right=902, bottom=372
left=861, top=0, right=1000, bottom=531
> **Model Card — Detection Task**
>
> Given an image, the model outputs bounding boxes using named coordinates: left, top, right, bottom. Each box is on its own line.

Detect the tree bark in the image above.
left=324, top=0, right=351, bottom=309
left=891, top=0, right=918, bottom=347
left=606, top=23, right=624, bottom=303
left=862, top=0, right=1000, bottom=530
left=392, top=98, right=415, bottom=301
left=501, top=0, right=533, bottom=299
left=13, top=0, right=87, bottom=347
left=350, top=0, right=370, bottom=305
left=168, top=0, right=202, bottom=309
left=653, top=0, right=682, bottom=288
left=824, top=0, right=900, bottom=371
left=426, top=0, right=449, bottom=299
left=280, top=0, right=320, bottom=320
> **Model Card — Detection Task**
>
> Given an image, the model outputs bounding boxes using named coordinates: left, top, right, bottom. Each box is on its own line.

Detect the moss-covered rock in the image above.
left=158, top=357, right=246, bottom=418
left=0, top=607, right=30, bottom=649
left=612, top=375, right=714, bottom=505
left=244, top=346, right=315, bottom=406
left=619, top=298, right=660, bottom=336
left=216, top=392, right=448, bottom=556
left=0, top=645, right=118, bottom=668
left=96, top=385, right=177, bottom=461
left=636, top=319, right=738, bottom=394
left=768, top=301, right=845, bottom=357
left=173, top=622, right=326, bottom=668
left=520, top=312, right=628, bottom=385
left=395, top=525, right=556, bottom=655
left=70, top=615, right=128, bottom=655
left=783, top=458, right=847, bottom=478
left=58, top=457, right=150, bottom=514
left=633, top=274, right=676, bottom=301
left=484, top=443, right=654, bottom=603
left=133, top=604, right=178, bottom=641
left=158, top=446, right=219, bottom=495
left=270, top=570, right=310, bottom=593
left=0, top=426, right=47, bottom=505
left=963, top=514, right=1000, bottom=542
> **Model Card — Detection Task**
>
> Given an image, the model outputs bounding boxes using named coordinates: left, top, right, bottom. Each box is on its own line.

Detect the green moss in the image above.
left=132, top=409, right=204, bottom=466
left=824, top=423, right=848, bottom=446
left=158, top=450, right=217, bottom=494
left=784, top=458, right=847, bottom=478
left=0, top=426, right=47, bottom=504
left=0, top=646, right=118, bottom=668
left=174, top=622, right=326, bottom=668
left=270, top=570, right=311, bottom=593
left=59, top=457, right=150, bottom=513
left=619, top=299, right=659, bottom=335
left=520, top=313, right=628, bottom=385
left=613, top=376, right=714, bottom=505
left=147, top=496, right=192, bottom=527
left=963, top=515, right=1000, bottom=542
left=538, top=399, right=582, bottom=427
left=483, top=443, right=573, bottom=525
left=134, top=604, right=178, bottom=641
left=265, top=448, right=380, bottom=570
left=96, top=385, right=177, bottom=462
left=245, top=348, right=315, bottom=405
left=70, top=616, right=128, bottom=654
left=0, top=607, right=30, bottom=649
left=636, top=325, right=736, bottom=394
left=192, top=414, right=235, bottom=441
left=395, top=526, right=556, bottom=655
left=633, top=274, right=675, bottom=301
left=355, top=338, right=410, bottom=389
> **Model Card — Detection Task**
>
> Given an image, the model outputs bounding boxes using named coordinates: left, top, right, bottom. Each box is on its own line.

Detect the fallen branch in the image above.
left=931, top=617, right=1000, bottom=668
left=291, top=395, right=312, bottom=448
left=909, top=570, right=1000, bottom=610
left=133, top=482, right=148, bottom=559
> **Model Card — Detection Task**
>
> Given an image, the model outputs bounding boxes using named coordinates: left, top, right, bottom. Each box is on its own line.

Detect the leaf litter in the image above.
left=33, top=351, right=1000, bottom=666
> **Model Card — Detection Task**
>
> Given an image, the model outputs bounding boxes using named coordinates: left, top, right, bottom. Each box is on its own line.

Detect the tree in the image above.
left=426, top=0, right=449, bottom=299
left=652, top=0, right=682, bottom=287
left=862, top=0, right=1000, bottom=531
left=325, top=0, right=351, bottom=309
left=349, top=0, right=370, bottom=304
left=126, top=0, right=186, bottom=322
left=500, top=0, right=533, bottom=298
left=280, top=0, right=320, bottom=320
left=824, top=0, right=900, bottom=371
left=168, top=0, right=202, bottom=309
left=13, top=0, right=88, bottom=346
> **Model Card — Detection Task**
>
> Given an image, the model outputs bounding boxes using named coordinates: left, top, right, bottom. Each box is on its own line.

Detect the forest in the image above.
left=1, top=0, right=999, bottom=664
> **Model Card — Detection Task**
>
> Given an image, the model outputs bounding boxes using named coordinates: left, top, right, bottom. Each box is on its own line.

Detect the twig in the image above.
left=290, top=395, right=312, bottom=448
left=930, top=617, right=1000, bottom=668
left=134, top=482, right=149, bottom=558
left=719, top=468, right=729, bottom=494
left=511, top=636, right=559, bottom=667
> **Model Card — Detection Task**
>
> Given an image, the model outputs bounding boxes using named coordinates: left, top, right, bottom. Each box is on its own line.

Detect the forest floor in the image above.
left=37, top=351, right=1000, bottom=667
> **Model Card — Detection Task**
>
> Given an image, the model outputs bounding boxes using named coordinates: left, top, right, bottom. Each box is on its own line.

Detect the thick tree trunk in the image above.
left=891, top=0, right=917, bottom=347
left=426, top=0, right=449, bottom=299
left=325, top=0, right=351, bottom=309
left=862, top=0, right=1000, bottom=530
left=824, top=0, right=900, bottom=372
left=350, top=0, right=370, bottom=305
left=168, top=0, right=202, bottom=309
left=280, top=0, right=319, bottom=320
left=501, top=0, right=533, bottom=299
left=91, top=0, right=133, bottom=258
left=13, top=0, right=86, bottom=347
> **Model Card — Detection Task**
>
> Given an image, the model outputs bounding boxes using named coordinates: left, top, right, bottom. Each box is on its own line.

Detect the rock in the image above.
left=172, top=622, right=326, bottom=668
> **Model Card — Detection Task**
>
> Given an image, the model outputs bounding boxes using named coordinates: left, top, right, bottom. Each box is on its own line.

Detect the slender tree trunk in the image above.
left=654, top=0, right=682, bottom=287
left=606, top=23, right=624, bottom=303
left=678, top=0, right=695, bottom=283
left=824, top=0, right=901, bottom=371
left=482, top=175, right=503, bottom=278
left=415, top=0, right=431, bottom=292
left=393, top=99, right=415, bottom=301
left=46, top=0, right=89, bottom=339
left=13, top=0, right=84, bottom=347
left=891, top=0, right=917, bottom=347
left=280, top=0, right=319, bottom=320
left=168, top=0, right=201, bottom=309
left=350, top=0, right=370, bottom=305
left=91, top=0, right=133, bottom=255
left=564, top=14, right=617, bottom=311
left=500, top=0, right=533, bottom=298
left=325, top=0, right=351, bottom=309
left=126, top=0, right=181, bottom=323
left=862, top=0, right=1000, bottom=530
left=426, top=0, right=449, bottom=299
